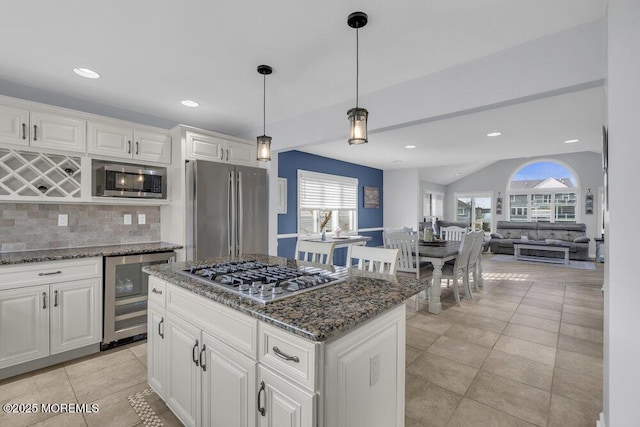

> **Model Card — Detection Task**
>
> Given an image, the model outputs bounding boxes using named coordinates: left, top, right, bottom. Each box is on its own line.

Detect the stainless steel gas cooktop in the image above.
left=178, top=260, right=344, bottom=303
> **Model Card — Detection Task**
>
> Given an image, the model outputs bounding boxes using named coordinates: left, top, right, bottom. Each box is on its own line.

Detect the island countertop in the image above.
left=143, top=254, right=425, bottom=342
left=0, top=241, right=183, bottom=265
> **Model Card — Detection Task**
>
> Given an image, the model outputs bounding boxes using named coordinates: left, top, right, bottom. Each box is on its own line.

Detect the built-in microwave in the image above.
left=93, top=161, right=166, bottom=199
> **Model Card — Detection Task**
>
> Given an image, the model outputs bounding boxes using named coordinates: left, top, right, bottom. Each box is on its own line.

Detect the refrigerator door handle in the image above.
left=237, top=171, right=243, bottom=256
left=228, top=171, right=234, bottom=256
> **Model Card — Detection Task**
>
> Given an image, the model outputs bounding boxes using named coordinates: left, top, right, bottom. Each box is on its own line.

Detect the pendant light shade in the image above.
left=347, top=11, right=368, bottom=145
left=256, top=65, right=273, bottom=161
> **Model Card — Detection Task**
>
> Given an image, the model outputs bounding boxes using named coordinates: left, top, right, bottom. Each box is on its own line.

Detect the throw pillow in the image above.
left=573, top=236, right=590, bottom=243
left=491, top=232, right=504, bottom=239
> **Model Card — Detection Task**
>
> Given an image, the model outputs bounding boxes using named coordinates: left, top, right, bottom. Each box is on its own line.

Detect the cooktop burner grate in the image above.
left=178, top=260, right=344, bottom=303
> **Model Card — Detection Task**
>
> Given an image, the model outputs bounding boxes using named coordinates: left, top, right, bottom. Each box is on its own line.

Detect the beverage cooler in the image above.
left=102, top=251, right=175, bottom=348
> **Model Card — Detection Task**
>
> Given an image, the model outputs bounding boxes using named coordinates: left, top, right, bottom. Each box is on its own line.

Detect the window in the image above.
left=298, top=170, right=358, bottom=236
left=422, top=190, right=443, bottom=222
left=508, top=161, right=579, bottom=223
left=454, top=193, right=493, bottom=232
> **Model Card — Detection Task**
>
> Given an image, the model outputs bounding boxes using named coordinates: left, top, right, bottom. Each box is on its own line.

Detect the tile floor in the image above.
left=0, top=255, right=604, bottom=427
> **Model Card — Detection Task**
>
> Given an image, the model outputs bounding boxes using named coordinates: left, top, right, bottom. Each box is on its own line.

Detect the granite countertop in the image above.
left=0, top=242, right=183, bottom=265
left=143, top=254, right=426, bottom=342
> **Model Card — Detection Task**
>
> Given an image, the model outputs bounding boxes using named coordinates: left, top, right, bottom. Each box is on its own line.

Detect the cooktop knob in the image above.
left=284, top=282, right=299, bottom=292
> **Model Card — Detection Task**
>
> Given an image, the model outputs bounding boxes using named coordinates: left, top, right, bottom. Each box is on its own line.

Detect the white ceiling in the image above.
left=0, top=0, right=606, bottom=180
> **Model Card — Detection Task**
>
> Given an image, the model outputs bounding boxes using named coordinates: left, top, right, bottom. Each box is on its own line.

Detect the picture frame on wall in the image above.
left=496, top=193, right=503, bottom=215
left=364, top=186, right=379, bottom=208
left=585, top=189, right=594, bottom=215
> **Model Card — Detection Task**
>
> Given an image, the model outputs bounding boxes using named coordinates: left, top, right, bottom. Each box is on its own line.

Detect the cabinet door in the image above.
left=87, top=121, right=133, bottom=158
left=30, top=112, right=86, bottom=152
left=165, top=312, right=201, bottom=427
left=186, top=131, right=224, bottom=162
left=0, top=285, right=49, bottom=369
left=50, top=278, right=101, bottom=354
left=148, top=301, right=166, bottom=398
left=133, top=131, right=171, bottom=164
left=0, top=104, right=29, bottom=146
left=258, top=366, right=315, bottom=427
left=202, top=332, right=257, bottom=427
left=225, top=140, right=257, bottom=167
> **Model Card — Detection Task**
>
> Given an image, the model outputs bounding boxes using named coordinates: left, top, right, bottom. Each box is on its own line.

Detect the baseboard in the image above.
left=0, top=343, right=100, bottom=380
left=596, top=412, right=605, bottom=427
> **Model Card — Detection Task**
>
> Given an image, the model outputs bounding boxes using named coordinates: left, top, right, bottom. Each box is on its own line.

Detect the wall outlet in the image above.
left=58, top=214, right=68, bottom=227
left=124, top=214, right=132, bottom=225
left=138, top=214, right=146, bottom=225
left=370, top=354, right=380, bottom=386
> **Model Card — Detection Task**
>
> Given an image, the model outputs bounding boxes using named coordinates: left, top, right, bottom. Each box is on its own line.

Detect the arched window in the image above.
left=508, top=160, right=579, bottom=223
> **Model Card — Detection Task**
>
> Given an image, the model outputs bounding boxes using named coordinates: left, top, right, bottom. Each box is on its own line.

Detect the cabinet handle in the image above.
left=33, top=125, right=38, bottom=141
left=192, top=340, right=200, bottom=367
left=220, top=148, right=224, bottom=160
left=158, top=318, right=164, bottom=339
left=42, top=292, right=47, bottom=309
left=257, top=381, right=266, bottom=416
left=38, top=271, right=62, bottom=276
left=128, top=141, right=131, bottom=154
left=152, top=288, right=163, bottom=295
left=22, top=123, right=26, bottom=140
left=54, top=290, right=58, bottom=307
left=273, top=346, right=300, bottom=363
left=199, top=344, right=206, bottom=371
left=226, top=149, right=229, bottom=161
left=136, top=141, right=139, bottom=155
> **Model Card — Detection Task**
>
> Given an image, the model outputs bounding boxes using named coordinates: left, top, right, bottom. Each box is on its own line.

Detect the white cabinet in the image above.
left=258, top=365, right=315, bottom=427
left=0, top=104, right=29, bottom=146
left=165, top=311, right=201, bottom=427
left=0, top=285, right=50, bottom=369
left=50, top=278, right=101, bottom=355
left=88, top=121, right=171, bottom=164
left=0, top=258, right=102, bottom=371
left=186, top=131, right=256, bottom=167
left=147, top=301, right=166, bottom=398
left=0, top=105, right=86, bottom=152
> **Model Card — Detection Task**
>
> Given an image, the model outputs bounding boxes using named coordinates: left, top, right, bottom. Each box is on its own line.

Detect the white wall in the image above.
left=383, top=168, right=420, bottom=230
left=604, top=1, right=640, bottom=425
left=443, top=152, right=603, bottom=254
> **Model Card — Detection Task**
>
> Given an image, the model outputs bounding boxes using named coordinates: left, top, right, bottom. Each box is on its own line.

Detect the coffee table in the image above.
left=513, top=240, right=570, bottom=265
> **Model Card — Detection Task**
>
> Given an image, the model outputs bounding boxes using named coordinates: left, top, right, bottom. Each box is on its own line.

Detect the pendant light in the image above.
left=256, top=65, right=273, bottom=161
left=347, top=11, right=368, bottom=145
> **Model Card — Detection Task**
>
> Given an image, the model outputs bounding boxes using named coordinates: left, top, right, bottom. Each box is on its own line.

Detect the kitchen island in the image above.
left=143, top=254, right=424, bottom=427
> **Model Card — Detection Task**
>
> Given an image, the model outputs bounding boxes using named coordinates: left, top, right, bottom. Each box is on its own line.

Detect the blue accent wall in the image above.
left=277, top=150, right=384, bottom=264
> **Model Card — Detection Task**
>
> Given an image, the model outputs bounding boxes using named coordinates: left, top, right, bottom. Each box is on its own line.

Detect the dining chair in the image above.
left=347, top=245, right=399, bottom=276
left=294, top=240, right=336, bottom=265
left=440, top=225, right=468, bottom=241
left=383, top=231, right=431, bottom=279
left=439, top=231, right=475, bottom=306
left=466, top=231, right=485, bottom=295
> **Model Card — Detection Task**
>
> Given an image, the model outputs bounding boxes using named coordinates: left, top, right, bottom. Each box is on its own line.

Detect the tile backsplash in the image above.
left=0, top=203, right=161, bottom=252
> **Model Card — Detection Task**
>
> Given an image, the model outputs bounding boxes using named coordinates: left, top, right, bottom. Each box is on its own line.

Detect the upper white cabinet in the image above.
left=186, top=131, right=256, bottom=167
left=88, top=121, right=171, bottom=164
left=0, top=106, right=86, bottom=152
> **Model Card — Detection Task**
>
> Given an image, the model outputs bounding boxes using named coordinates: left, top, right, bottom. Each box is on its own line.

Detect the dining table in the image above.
left=416, top=240, right=483, bottom=314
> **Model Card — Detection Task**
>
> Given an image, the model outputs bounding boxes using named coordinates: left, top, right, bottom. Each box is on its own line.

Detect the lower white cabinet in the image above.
left=149, top=278, right=405, bottom=427
left=0, top=258, right=102, bottom=371
left=0, top=285, right=50, bottom=368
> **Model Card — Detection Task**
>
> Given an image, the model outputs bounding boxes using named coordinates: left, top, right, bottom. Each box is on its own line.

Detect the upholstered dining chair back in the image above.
left=294, top=240, right=336, bottom=265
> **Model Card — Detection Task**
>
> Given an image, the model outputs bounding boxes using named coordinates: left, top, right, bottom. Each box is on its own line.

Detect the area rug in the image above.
left=491, top=254, right=596, bottom=270
left=128, top=388, right=163, bottom=426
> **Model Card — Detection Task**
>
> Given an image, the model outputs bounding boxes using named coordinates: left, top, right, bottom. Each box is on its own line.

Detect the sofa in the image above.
left=489, top=221, right=590, bottom=261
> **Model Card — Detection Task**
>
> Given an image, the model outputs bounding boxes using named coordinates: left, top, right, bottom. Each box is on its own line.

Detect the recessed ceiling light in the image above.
left=404, top=145, right=416, bottom=149
left=181, top=100, right=200, bottom=107
left=455, top=172, right=461, bottom=176
left=564, top=139, right=580, bottom=144
left=392, top=160, right=403, bottom=163
left=487, top=132, right=502, bottom=137
left=73, top=68, right=100, bottom=79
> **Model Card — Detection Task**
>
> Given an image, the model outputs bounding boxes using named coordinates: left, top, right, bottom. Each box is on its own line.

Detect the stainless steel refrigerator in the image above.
left=185, top=160, right=268, bottom=260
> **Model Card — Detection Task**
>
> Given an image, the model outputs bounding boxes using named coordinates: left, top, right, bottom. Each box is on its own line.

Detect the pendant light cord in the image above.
left=263, top=74, right=266, bottom=135
left=355, top=27, right=359, bottom=109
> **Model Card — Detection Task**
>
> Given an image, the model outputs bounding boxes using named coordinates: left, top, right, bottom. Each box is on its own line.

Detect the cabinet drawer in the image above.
left=148, top=276, right=166, bottom=307
left=0, top=257, right=101, bottom=290
left=166, top=283, right=257, bottom=358
left=259, top=322, right=318, bottom=391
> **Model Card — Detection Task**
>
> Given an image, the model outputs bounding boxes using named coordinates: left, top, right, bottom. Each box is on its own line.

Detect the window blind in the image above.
left=298, top=170, right=358, bottom=210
